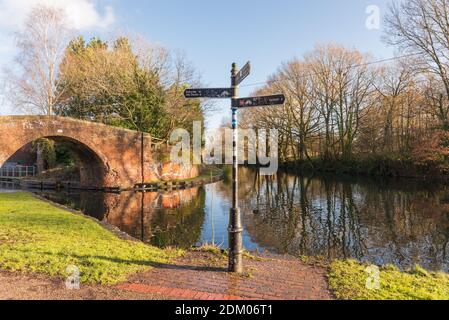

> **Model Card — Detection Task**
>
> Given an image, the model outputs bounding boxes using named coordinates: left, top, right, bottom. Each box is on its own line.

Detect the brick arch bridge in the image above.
left=0, top=116, right=159, bottom=189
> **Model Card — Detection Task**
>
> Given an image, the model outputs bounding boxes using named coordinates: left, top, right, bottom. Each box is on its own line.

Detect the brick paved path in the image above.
left=117, top=251, right=333, bottom=300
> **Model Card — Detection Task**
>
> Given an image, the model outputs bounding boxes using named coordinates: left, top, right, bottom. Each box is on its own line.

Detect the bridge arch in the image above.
left=36, top=135, right=107, bottom=187
left=0, top=116, right=155, bottom=189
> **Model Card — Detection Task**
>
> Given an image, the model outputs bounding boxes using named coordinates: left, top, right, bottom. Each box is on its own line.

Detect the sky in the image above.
left=0, top=0, right=395, bottom=129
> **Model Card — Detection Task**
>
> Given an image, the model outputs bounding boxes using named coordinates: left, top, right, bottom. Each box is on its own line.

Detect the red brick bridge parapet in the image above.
left=0, top=116, right=198, bottom=189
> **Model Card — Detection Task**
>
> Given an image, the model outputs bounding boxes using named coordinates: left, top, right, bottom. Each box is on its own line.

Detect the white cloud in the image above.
left=0, top=0, right=115, bottom=30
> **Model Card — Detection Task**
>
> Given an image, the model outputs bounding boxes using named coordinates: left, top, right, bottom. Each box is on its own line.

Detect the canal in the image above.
left=2, top=168, right=449, bottom=272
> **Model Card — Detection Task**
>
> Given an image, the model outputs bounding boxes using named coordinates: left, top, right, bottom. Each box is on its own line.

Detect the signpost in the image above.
left=184, top=88, right=233, bottom=99
left=235, top=61, right=251, bottom=85
left=234, top=94, right=286, bottom=108
left=184, top=62, right=285, bottom=273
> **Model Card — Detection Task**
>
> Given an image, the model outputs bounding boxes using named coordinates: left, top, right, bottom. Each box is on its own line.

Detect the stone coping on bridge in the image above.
left=0, top=115, right=153, bottom=139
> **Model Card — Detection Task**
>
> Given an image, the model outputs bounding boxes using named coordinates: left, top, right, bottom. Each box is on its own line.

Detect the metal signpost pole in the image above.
left=229, top=63, right=243, bottom=273
left=183, top=61, right=283, bottom=274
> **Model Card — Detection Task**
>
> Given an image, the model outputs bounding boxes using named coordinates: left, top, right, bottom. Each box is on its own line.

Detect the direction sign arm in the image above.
left=235, top=61, right=251, bottom=86
left=235, top=94, right=286, bottom=108
left=184, top=88, right=234, bottom=99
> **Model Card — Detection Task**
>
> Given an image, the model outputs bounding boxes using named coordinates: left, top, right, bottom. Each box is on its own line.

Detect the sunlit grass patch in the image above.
left=0, top=192, right=182, bottom=285
left=329, top=260, right=449, bottom=300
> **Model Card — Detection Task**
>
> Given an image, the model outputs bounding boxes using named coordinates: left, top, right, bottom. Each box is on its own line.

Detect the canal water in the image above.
left=2, top=168, right=449, bottom=271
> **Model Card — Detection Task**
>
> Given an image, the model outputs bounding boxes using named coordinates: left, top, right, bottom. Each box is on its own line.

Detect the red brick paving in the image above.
left=117, top=251, right=333, bottom=300
left=117, top=284, right=244, bottom=300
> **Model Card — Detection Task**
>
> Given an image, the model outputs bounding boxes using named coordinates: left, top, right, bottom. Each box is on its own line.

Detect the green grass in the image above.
left=329, top=260, right=449, bottom=300
left=0, top=192, right=182, bottom=285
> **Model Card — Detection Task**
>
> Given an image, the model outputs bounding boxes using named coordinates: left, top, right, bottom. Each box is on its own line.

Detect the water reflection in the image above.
left=37, top=188, right=206, bottom=249
left=24, top=168, right=449, bottom=271
left=234, top=170, right=449, bottom=271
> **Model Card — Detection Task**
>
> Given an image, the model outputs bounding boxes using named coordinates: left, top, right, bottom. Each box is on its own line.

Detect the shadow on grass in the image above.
left=10, top=247, right=228, bottom=273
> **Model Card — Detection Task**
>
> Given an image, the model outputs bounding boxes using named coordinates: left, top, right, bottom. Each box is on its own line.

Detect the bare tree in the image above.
left=304, top=45, right=339, bottom=159
left=243, top=44, right=377, bottom=161
left=4, top=5, right=72, bottom=115
left=269, top=60, right=320, bottom=162
left=305, top=44, right=376, bottom=160
left=374, top=61, right=416, bottom=153
left=385, top=0, right=449, bottom=129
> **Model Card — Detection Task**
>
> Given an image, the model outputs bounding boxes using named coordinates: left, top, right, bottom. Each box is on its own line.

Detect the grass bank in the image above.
left=0, top=192, right=182, bottom=285
left=329, top=260, right=449, bottom=300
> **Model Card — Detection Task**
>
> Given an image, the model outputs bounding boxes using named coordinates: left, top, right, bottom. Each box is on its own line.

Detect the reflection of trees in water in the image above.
left=102, top=188, right=206, bottom=248
left=359, top=186, right=449, bottom=269
left=36, top=191, right=107, bottom=221
left=241, top=174, right=366, bottom=261
left=148, top=188, right=206, bottom=248
left=37, top=169, right=449, bottom=270
left=237, top=169, right=449, bottom=271
left=40, top=187, right=207, bottom=250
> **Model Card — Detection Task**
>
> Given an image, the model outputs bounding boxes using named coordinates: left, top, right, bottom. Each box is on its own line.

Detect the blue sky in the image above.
left=0, top=0, right=395, bottom=129
left=114, top=0, right=394, bottom=129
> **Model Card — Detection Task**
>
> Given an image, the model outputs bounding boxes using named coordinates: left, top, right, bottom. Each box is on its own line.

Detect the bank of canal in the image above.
left=0, top=190, right=448, bottom=299
left=0, top=192, right=182, bottom=284
left=23, top=168, right=449, bottom=272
